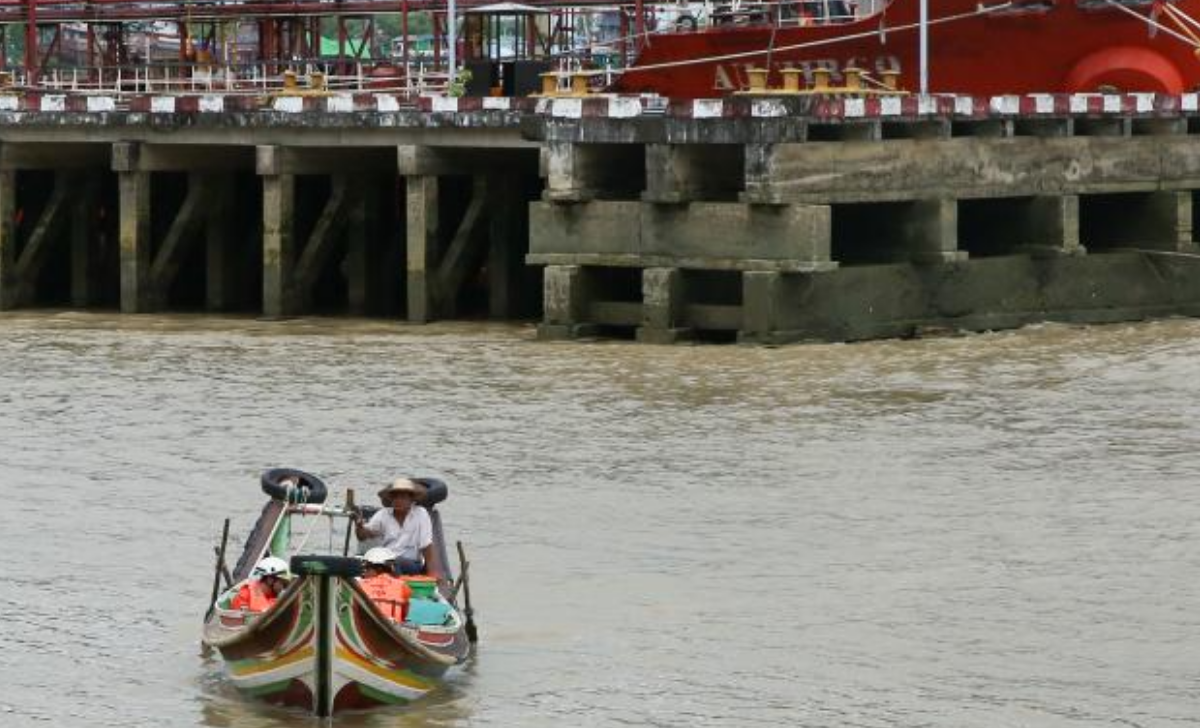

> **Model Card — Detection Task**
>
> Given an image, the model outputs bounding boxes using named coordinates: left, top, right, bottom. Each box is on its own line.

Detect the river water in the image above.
left=0, top=312, right=1197, bottom=727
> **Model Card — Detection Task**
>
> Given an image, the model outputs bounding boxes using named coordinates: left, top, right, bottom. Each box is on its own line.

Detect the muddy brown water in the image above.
left=0, top=312, right=1197, bottom=727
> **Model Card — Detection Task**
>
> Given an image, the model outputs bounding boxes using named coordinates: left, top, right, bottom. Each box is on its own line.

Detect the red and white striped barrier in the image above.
left=0, top=92, right=1197, bottom=121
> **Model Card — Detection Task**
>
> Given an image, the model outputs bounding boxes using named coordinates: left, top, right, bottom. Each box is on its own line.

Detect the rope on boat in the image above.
left=608, top=2, right=1014, bottom=74
left=1102, top=0, right=1200, bottom=50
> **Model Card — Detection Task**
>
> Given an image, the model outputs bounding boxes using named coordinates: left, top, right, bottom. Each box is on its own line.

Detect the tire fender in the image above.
left=261, top=468, right=328, bottom=504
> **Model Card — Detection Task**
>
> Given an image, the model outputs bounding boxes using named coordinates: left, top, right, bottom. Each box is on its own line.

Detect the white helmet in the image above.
left=253, top=556, right=290, bottom=578
left=363, top=548, right=396, bottom=566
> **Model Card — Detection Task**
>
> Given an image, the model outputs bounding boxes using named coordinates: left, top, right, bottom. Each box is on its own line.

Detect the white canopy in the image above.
left=464, top=2, right=542, bottom=13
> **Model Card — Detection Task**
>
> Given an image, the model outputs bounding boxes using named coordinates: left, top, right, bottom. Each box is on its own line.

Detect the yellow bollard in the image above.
left=812, top=67, right=832, bottom=92
left=308, top=71, right=327, bottom=91
left=746, top=67, right=769, bottom=92
left=780, top=68, right=803, bottom=93
left=880, top=69, right=901, bottom=91
left=844, top=66, right=863, bottom=92
left=540, top=72, right=558, bottom=97
left=282, top=70, right=298, bottom=92
left=571, top=72, right=590, bottom=96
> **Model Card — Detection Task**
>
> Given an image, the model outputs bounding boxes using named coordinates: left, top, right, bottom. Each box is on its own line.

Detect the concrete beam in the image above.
left=256, top=145, right=396, bottom=176
left=112, top=144, right=254, bottom=173
left=2, top=143, right=110, bottom=170
left=755, top=135, right=1200, bottom=203
left=397, top=145, right=537, bottom=176
left=528, top=200, right=835, bottom=271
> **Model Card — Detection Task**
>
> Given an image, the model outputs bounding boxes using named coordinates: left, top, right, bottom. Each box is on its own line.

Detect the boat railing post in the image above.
left=919, top=0, right=929, bottom=94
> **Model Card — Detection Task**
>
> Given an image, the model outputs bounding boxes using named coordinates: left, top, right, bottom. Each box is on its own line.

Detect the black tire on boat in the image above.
left=290, top=554, right=364, bottom=578
left=675, top=13, right=698, bottom=30
left=261, top=468, right=329, bottom=504
left=414, top=478, right=449, bottom=508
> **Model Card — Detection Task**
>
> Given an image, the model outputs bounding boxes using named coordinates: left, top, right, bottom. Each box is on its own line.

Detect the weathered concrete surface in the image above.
left=745, top=136, right=1200, bottom=204
left=528, top=201, right=834, bottom=271
left=741, top=252, right=1200, bottom=343
left=643, top=144, right=744, bottom=203
left=0, top=110, right=534, bottom=149
left=637, top=267, right=690, bottom=343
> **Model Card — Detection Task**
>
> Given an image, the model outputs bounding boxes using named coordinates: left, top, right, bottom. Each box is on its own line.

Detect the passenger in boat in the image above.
left=353, top=478, right=445, bottom=581
left=358, top=547, right=412, bottom=621
left=230, top=556, right=290, bottom=612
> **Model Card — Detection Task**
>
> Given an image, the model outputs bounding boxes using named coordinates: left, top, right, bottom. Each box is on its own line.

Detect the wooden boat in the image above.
left=202, top=469, right=473, bottom=716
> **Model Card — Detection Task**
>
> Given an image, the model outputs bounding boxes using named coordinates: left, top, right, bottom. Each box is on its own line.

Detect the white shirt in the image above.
left=366, top=506, right=433, bottom=561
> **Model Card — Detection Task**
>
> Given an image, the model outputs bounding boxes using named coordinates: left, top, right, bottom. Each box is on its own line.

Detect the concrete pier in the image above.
left=0, top=91, right=1199, bottom=344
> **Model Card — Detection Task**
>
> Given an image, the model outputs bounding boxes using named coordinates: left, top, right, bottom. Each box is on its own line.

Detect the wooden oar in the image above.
left=342, top=489, right=356, bottom=556
left=205, top=518, right=231, bottom=620
left=213, top=546, right=233, bottom=587
left=456, top=540, right=478, bottom=643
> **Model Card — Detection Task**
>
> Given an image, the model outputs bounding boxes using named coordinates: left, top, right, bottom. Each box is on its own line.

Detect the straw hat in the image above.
left=377, top=477, right=426, bottom=501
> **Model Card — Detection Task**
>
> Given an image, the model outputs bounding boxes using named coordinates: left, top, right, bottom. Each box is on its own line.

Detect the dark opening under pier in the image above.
left=4, top=91, right=1200, bottom=344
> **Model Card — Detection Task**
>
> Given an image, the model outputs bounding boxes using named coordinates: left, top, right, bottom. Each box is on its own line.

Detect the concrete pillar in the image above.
left=904, top=198, right=967, bottom=264
left=405, top=174, right=439, bottom=322
left=206, top=175, right=236, bottom=311
left=69, top=180, right=94, bottom=307
left=1022, top=195, right=1084, bottom=257
left=543, top=142, right=592, bottom=202
left=118, top=170, right=152, bottom=313
left=742, top=143, right=779, bottom=204
left=345, top=180, right=372, bottom=316
left=1149, top=191, right=1194, bottom=252
left=740, top=270, right=783, bottom=344
left=0, top=170, right=15, bottom=310
left=1081, top=190, right=1193, bottom=252
left=487, top=175, right=525, bottom=319
left=637, top=267, right=691, bottom=344
left=538, top=264, right=595, bottom=340
left=262, top=173, right=296, bottom=318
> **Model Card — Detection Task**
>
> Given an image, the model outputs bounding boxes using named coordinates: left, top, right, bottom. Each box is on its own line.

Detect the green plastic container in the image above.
left=407, top=579, right=437, bottom=599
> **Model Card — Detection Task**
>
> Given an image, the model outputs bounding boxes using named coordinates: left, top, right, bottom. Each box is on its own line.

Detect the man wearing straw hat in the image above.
left=353, top=478, right=444, bottom=580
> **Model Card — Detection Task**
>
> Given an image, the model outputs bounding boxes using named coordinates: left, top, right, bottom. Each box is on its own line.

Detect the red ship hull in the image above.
left=612, top=0, right=1200, bottom=97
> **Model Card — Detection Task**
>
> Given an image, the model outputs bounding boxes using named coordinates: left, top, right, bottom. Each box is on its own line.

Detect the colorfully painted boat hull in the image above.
left=206, top=575, right=467, bottom=715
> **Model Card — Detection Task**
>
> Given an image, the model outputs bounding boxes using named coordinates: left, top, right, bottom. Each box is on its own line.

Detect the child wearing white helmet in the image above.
left=358, top=548, right=411, bottom=621
left=231, top=556, right=291, bottom=612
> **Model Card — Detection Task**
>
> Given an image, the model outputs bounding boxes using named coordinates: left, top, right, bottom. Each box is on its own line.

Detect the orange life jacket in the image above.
left=231, top=580, right=278, bottom=612
left=360, top=574, right=412, bottom=621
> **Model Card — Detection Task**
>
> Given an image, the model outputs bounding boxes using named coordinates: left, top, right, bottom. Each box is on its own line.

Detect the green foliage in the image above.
left=447, top=67, right=473, bottom=97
